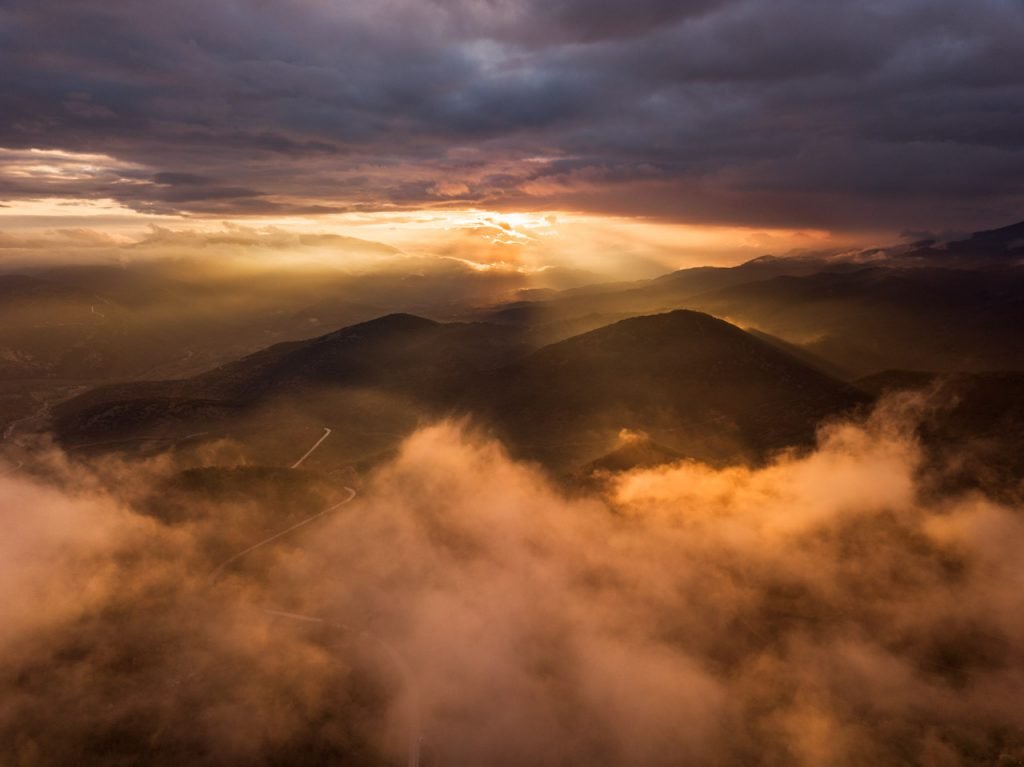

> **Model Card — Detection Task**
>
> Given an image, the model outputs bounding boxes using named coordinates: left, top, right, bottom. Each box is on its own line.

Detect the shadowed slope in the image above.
left=54, top=310, right=867, bottom=469
left=467, top=310, right=869, bottom=467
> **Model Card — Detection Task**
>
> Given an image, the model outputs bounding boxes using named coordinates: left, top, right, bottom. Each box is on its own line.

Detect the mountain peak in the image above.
left=322, top=312, right=437, bottom=340
left=583, top=308, right=741, bottom=338
left=353, top=312, right=437, bottom=330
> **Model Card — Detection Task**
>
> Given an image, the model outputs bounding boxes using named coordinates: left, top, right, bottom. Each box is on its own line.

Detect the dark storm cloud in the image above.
left=0, top=0, right=1022, bottom=229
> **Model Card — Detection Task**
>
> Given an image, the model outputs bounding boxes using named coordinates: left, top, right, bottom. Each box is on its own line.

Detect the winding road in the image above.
left=207, top=425, right=423, bottom=764
left=290, top=426, right=332, bottom=468
left=208, top=483, right=425, bottom=766
left=207, top=486, right=356, bottom=583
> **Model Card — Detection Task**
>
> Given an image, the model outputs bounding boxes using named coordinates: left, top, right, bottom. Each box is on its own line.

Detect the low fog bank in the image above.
left=3, top=395, right=1024, bottom=766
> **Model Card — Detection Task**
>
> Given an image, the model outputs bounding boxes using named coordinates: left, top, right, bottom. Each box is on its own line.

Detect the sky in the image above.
left=1, top=0, right=1023, bottom=273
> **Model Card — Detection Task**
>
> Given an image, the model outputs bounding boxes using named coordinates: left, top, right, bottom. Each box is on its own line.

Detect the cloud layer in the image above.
left=4, top=396, right=1024, bottom=765
left=1, top=0, right=1023, bottom=231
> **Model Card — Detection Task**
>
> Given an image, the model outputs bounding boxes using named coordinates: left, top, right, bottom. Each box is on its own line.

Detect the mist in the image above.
left=3, top=392, right=1023, bottom=766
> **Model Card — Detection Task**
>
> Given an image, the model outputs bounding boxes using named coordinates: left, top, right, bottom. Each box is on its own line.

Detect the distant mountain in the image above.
left=184, top=313, right=529, bottom=401
left=54, top=314, right=532, bottom=448
left=54, top=310, right=868, bottom=470
left=0, top=253, right=555, bottom=386
left=8, top=218, right=1022, bottom=404
left=469, top=220, right=1024, bottom=378
left=465, top=310, right=869, bottom=468
left=472, top=254, right=841, bottom=336
left=683, top=266, right=1024, bottom=375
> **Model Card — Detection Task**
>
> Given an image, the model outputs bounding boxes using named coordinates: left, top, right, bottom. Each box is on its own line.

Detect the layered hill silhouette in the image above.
left=473, top=252, right=844, bottom=340
left=474, top=221, right=1024, bottom=377
left=53, top=314, right=529, bottom=450
left=55, top=310, right=868, bottom=470
left=42, top=218, right=1024, bottom=474
left=683, top=266, right=1024, bottom=376
left=5, top=219, right=1021, bottom=393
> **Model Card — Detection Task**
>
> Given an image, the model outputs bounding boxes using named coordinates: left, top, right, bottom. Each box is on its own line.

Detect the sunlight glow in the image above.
left=0, top=162, right=852, bottom=279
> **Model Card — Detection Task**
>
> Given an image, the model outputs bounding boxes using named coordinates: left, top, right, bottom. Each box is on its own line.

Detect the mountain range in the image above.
left=54, top=309, right=868, bottom=471
left=10, top=218, right=1023, bottom=486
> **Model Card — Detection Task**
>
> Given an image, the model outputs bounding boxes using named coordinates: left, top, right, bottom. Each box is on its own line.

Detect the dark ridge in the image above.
left=467, top=309, right=869, bottom=468
left=682, top=266, right=1024, bottom=376
left=53, top=313, right=533, bottom=445
left=54, top=309, right=868, bottom=471
left=321, top=312, right=440, bottom=337
left=963, top=220, right=1024, bottom=247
